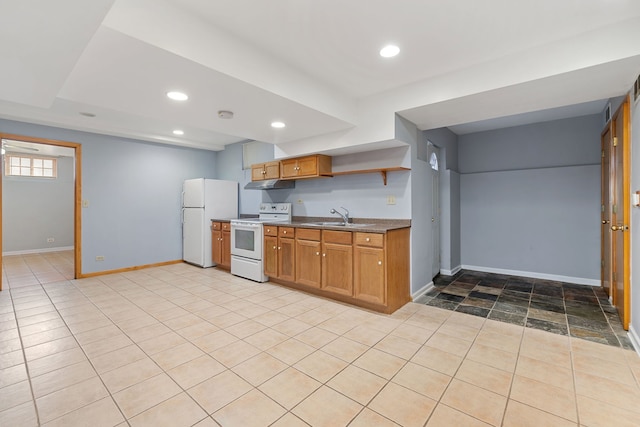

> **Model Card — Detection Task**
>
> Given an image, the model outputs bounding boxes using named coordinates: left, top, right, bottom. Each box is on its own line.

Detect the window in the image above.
left=4, top=154, right=57, bottom=178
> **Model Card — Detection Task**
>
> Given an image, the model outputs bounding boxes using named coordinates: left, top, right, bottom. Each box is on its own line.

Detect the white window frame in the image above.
left=4, top=153, right=57, bottom=178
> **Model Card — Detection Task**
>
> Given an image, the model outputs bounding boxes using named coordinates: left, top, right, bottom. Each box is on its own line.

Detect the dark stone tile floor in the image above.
left=414, top=270, right=633, bottom=349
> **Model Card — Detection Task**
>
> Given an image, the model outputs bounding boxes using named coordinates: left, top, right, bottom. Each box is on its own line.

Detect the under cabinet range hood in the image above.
left=244, top=179, right=295, bottom=190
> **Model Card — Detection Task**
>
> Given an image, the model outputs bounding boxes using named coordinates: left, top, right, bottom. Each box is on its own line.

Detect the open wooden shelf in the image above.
left=331, top=167, right=410, bottom=185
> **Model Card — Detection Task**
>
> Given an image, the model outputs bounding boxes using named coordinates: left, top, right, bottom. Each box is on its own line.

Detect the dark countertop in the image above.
left=264, top=216, right=411, bottom=233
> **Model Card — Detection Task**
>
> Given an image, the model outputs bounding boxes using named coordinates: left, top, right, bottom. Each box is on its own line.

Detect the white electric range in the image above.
left=230, top=203, right=291, bottom=282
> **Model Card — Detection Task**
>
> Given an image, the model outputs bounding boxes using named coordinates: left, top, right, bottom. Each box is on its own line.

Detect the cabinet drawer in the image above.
left=296, top=228, right=321, bottom=241
left=221, top=222, right=230, bottom=231
left=264, top=225, right=278, bottom=236
left=323, top=230, right=352, bottom=245
left=211, top=222, right=221, bottom=231
left=279, top=227, right=295, bottom=237
left=355, top=232, right=383, bottom=248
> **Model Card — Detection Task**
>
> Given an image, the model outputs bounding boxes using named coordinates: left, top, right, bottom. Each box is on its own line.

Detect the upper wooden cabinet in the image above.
left=280, top=155, right=332, bottom=179
left=251, top=161, right=280, bottom=181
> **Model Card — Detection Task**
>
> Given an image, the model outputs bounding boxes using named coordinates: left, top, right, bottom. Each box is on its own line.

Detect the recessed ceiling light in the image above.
left=172, top=129, right=184, bottom=135
left=167, top=91, right=188, bottom=101
left=271, top=121, right=286, bottom=128
left=379, top=44, right=400, bottom=58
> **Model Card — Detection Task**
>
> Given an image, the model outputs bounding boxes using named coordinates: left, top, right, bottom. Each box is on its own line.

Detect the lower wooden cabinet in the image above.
left=295, top=228, right=321, bottom=287
left=354, top=244, right=385, bottom=305
left=211, top=221, right=231, bottom=269
left=264, top=226, right=295, bottom=281
left=321, top=231, right=353, bottom=296
left=266, top=225, right=410, bottom=314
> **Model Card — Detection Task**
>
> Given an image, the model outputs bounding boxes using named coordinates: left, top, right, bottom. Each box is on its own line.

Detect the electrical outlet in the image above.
left=386, top=195, right=396, bottom=205
left=82, top=200, right=89, bottom=208
left=46, top=237, right=55, bottom=243
left=95, top=256, right=105, bottom=261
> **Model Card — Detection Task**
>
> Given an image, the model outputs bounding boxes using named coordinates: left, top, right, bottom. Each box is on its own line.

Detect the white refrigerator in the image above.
left=182, top=178, right=238, bottom=267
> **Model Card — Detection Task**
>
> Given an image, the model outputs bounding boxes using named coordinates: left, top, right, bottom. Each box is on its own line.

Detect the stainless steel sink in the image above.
left=299, top=222, right=374, bottom=227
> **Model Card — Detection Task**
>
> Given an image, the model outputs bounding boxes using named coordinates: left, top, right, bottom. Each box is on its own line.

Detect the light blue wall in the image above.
left=0, top=118, right=217, bottom=274
left=2, top=156, right=74, bottom=252
left=459, top=115, right=601, bottom=173
left=215, top=141, right=270, bottom=215
left=262, top=172, right=410, bottom=219
left=396, top=115, right=433, bottom=295
left=458, top=115, right=602, bottom=283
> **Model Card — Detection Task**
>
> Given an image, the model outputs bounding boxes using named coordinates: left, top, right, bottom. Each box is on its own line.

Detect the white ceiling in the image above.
left=1, top=0, right=640, bottom=153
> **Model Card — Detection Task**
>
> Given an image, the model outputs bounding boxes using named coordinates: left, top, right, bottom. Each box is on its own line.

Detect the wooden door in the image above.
left=601, top=98, right=630, bottom=330
left=264, top=235, right=278, bottom=277
left=211, top=227, right=222, bottom=265
left=280, top=159, right=299, bottom=178
left=322, top=242, right=353, bottom=296
left=221, top=230, right=231, bottom=267
left=296, top=239, right=321, bottom=287
left=264, top=161, right=280, bottom=179
left=354, top=246, right=385, bottom=305
left=611, top=100, right=630, bottom=329
left=278, top=236, right=295, bottom=282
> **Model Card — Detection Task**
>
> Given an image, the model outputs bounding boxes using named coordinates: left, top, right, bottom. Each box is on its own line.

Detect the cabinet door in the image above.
left=221, top=230, right=231, bottom=267
left=296, top=239, right=321, bottom=287
left=278, top=237, right=296, bottom=282
left=280, top=159, right=299, bottom=178
left=264, top=235, right=278, bottom=277
left=296, top=156, right=318, bottom=177
left=354, top=246, right=386, bottom=305
left=251, top=164, right=265, bottom=181
left=322, top=242, right=353, bottom=296
left=211, top=229, right=222, bottom=265
left=264, top=161, right=280, bottom=179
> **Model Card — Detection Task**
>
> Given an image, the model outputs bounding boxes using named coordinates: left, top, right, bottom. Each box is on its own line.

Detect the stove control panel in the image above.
left=259, top=203, right=291, bottom=214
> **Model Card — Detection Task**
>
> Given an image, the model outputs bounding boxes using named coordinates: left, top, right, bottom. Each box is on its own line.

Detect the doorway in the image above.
left=600, top=97, right=631, bottom=330
left=428, top=141, right=441, bottom=278
left=0, top=133, right=82, bottom=291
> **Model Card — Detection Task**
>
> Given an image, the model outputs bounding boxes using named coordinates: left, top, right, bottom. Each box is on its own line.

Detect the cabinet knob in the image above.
left=378, top=261, right=382, bottom=265
left=366, top=237, right=370, bottom=242
left=273, top=246, right=277, bottom=250
left=316, top=252, right=320, bottom=256
left=266, top=228, right=270, bottom=232
left=323, top=253, right=326, bottom=257
left=278, top=246, right=281, bottom=250
left=283, top=230, right=287, bottom=234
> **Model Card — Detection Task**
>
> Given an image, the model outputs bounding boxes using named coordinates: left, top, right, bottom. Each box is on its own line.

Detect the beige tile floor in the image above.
left=1, top=251, right=639, bottom=426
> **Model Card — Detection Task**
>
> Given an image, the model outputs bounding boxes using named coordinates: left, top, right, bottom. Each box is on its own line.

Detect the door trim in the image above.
left=0, top=133, right=82, bottom=290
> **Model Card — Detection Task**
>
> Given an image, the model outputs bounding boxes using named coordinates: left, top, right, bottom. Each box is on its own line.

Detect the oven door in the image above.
left=231, top=221, right=263, bottom=260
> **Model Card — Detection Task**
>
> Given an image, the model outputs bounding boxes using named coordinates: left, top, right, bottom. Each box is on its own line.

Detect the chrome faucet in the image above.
left=330, top=207, right=350, bottom=224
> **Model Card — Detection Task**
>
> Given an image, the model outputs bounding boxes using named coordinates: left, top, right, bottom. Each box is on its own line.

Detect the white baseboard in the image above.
left=461, top=265, right=600, bottom=286
left=2, top=246, right=74, bottom=256
left=629, top=325, right=640, bottom=357
left=440, top=265, right=462, bottom=276
left=412, top=281, right=434, bottom=300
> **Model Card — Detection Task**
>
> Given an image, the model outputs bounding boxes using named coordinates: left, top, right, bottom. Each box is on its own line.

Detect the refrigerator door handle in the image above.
left=181, top=191, right=185, bottom=208
left=181, top=208, right=185, bottom=224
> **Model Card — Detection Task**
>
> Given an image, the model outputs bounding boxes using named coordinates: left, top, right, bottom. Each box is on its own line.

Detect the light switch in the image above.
left=82, top=200, right=89, bottom=208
